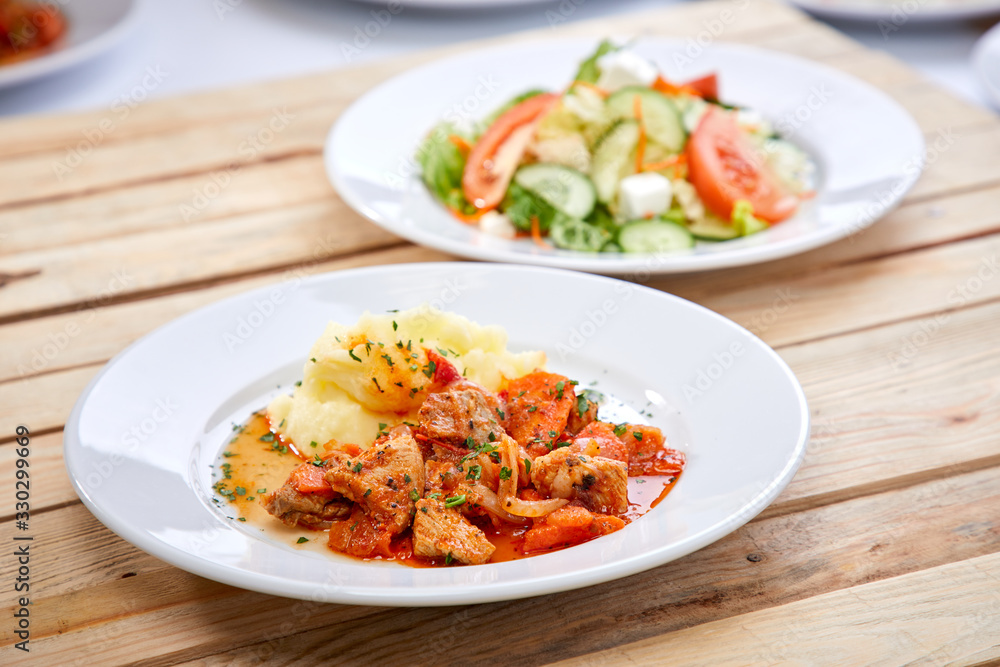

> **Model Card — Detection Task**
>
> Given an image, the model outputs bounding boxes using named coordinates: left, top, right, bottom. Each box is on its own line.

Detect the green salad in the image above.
left=417, top=40, right=814, bottom=254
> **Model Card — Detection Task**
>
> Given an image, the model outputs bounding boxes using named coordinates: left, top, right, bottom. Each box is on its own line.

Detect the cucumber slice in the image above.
left=687, top=214, right=740, bottom=241
left=619, top=219, right=694, bottom=253
left=606, top=87, right=687, bottom=153
left=591, top=120, right=639, bottom=204
left=513, top=164, right=596, bottom=220
left=549, top=215, right=610, bottom=252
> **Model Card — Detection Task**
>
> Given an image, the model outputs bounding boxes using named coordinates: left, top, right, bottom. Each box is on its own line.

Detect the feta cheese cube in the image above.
left=596, top=50, right=659, bottom=92
left=479, top=210, right=516, bottom=239
left=618, top=172, right=673, bottom=220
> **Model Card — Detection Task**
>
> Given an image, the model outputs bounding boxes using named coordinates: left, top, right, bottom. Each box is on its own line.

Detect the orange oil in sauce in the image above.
left=214, top=412, right=683, bottom=566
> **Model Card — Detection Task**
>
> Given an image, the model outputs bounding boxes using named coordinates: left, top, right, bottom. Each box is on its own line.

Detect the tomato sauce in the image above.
left=215, top=411, right=683, bottom=566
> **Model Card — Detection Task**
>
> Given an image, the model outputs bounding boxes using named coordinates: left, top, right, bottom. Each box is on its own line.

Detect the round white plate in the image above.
left=0, top=0, right=138, bottom=90
left=790, top=0, right=1000, bottom=22
left=326, top=38, right=924, bottom=275
left=974, top=22, right=1000, bottom=109
left=65, top=263, right=809, bottom=606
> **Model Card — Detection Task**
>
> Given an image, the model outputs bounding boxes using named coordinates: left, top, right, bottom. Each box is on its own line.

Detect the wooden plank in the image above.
left=10, top=461, right=1000, bottom=664
left=552, top=553, right=1000, bottom=667
left=0, top=200, right=402, bottom=321
left=775, top=296, right=1000, bottom=508
left=5, top=180, right=1000, bottom=384
left=0, top=245, right=450, bottom=434
left=0, top=154, right=333, bottom=257
left=662, top=232, right=1000, bottom=349
left=0, top=432, right=73, bottom=519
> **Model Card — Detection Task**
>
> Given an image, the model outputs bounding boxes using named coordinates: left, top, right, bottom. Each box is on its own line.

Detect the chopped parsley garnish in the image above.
left=409, top=489, right=420, bottom=501
left=257, top=488, right=267, bottom=494
left=422, top=360, right=437, bottom=378
left=427, top=492, right=442, bottom=500
left=524, top=458, right=532, bottom=476
left=436, top=347, right=448, bottom=357
left=235, top=486, right=246, bottom=496
left=404, top=473, right=412, bottom=484
left=364, top=488, right=372, bottom=497
left=444, top=494, right=466, bottom=509
left=372, top=377, right=384, bottom=393
left=378, top=423, right=388, bottom=437
left=348, top=349, right=363, bottom=363
left=613, top=424, right=628, bottom=438
left=311, top=455, right=324, bottom=466
left=237, top=517, right=247, bottom=522
left=466, top=465, right=482, bottom=482
left=297, top=537, right=309, bottom=544
left=488, top=431, right=496, bottom=442
left=527, top=406, right=537, bottom=413
left=258, top=433, right=275, bottom=442
left=310, top=441, right=318, bottom=448
left=633, top=431, right=643, bottom=441
left=222, top=451, right=236, bottom=458
left=295, top=380, right=302, bottom=387
left=555, top=381, right=566, bottom=399
left=555, top=441, right=571, bottom=448
left=496, top=407, right=505, bottom=420
left=349, top=522, right=358, bottom=532
left=365, top=340, right=373, bottom=354
left=392, top=320, right=398, bottom=331
left=576, top=395, right=589, bottom=418
left=310, top=357, right=316, bottom=363
left=499, top=467, right=512, bottom=481
left=445, top=552, right=454, bottom=565
left=352, top=462, right=363, bottom=473
left=381, top=353, right=394, bottom=367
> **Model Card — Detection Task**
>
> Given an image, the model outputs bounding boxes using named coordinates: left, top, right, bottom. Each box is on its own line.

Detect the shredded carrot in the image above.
left=651, top=76, right=700, bottom=98
left=634, top=94, right=647, bottom=174
left=449, top=207, right=487, bottom=226
left=448, top=134, right=473, bottom=157
left=530, top=216, right=551, bottom=248
left=798, top=190, right=817, bottom=200
left=567, top=80, right=609, bottom=98
left=642, top=153, right=686, bottom=173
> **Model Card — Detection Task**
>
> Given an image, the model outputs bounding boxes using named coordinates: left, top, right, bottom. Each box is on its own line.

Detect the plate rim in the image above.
left=0, top=0, right=139, bottom=89
left=64, top=262, right=811, bottom=606
left=324, top=36, right=924, bottom=275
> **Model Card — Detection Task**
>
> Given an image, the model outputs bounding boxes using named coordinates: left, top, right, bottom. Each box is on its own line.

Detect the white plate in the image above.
left=65, top=263, right=809, bottom=607
left=974, top=22, right=1000, bottom=110
left=326, top=38, right=924, bottom=275
left=790, top=0, right=1000, bottom=22
left=0, top=0, right=138, bottom=90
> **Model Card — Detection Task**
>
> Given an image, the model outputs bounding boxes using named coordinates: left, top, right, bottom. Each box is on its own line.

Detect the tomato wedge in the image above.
left=684, top=73, right=718, bottom=101
left=686, top=106, right=798, bottom=224
left=462, top=92, right=560, bottom=210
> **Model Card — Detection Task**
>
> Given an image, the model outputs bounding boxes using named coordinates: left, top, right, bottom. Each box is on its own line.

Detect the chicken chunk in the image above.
left=418, top=382, right=505, bottom=447
left=261, top=461, right=352, bottom=528
left=412, top=498, right=495, bottom=565
left=325, top=424, right=425, bottom=536
left=530, top=448, right=629, bottom=514
left=261, top=482, right=351, bottom=528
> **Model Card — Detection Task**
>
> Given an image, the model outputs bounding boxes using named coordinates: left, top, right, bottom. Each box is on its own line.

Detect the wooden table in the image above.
left=2, top=2, right=1000, bottom=663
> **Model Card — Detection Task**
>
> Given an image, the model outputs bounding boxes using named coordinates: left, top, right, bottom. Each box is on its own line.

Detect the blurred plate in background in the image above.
left=0, top=0, right=138, bottom=89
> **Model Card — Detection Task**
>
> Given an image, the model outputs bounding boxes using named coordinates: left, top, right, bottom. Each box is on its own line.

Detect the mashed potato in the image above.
left=268, top=305, right=545, bottom=449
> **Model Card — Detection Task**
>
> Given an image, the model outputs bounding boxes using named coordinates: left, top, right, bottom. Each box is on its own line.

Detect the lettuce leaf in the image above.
left=501, top=182, right=561, bottom=232
left=572, top=39, right=619, bottom=84
left=417, top=123, right=471, bottom=213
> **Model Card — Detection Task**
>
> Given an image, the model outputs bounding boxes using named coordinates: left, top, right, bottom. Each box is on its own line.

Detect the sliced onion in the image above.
left=498, top=434, right=567, bottom=518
